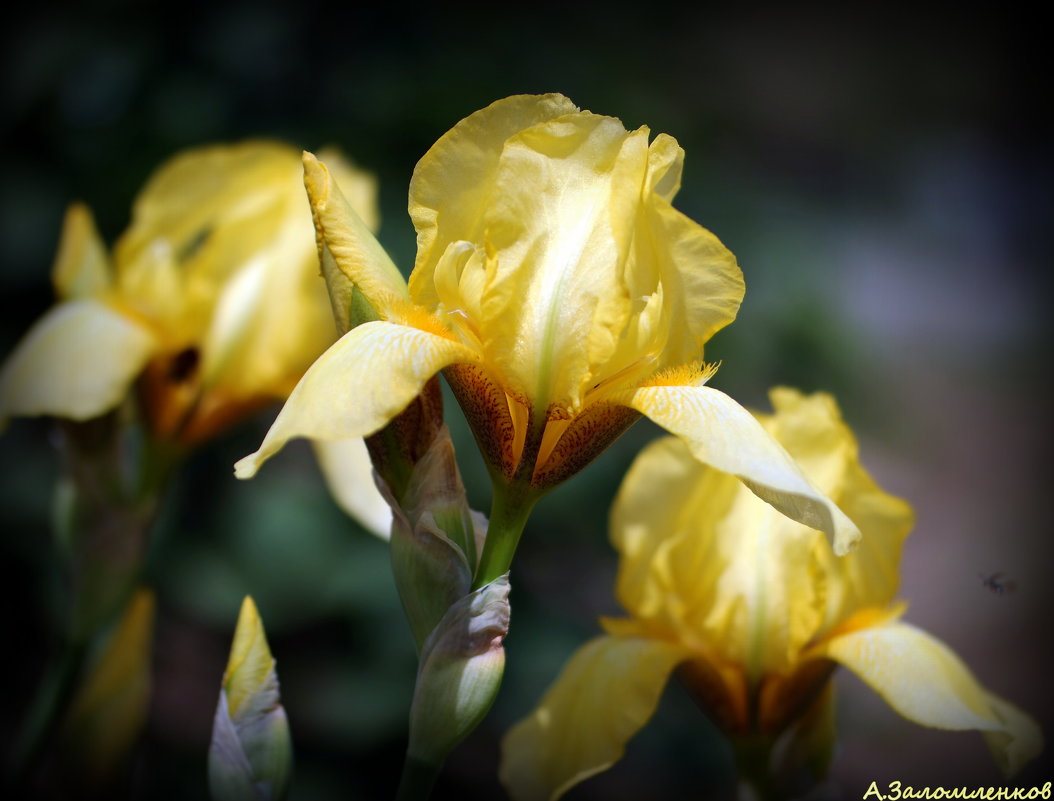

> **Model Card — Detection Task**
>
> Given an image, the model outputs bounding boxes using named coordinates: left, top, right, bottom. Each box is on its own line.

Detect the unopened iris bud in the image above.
left=385, top=426, right=484, bottom=648
left=407, top=575, right=510, bottom=766
left=209, top=597, right=292, bottom=801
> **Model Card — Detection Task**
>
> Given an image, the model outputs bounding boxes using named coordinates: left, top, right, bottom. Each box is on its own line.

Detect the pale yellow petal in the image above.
left=610, top=435, right=736, bottom=631
left=115, top=141, right=317, bottom=346
left=223, top=596, right=273, bottom=715
left=198, top=227, right=328, bottom=399
left=234, top=321, right=478, bottom=478
left=981, top=693, right=1043, bottom=776
left=610, top=434, right=826, bottom=676
left=303, top=151, right=408, bottom=325
left=593, top=135, right=743, bottom=389
left=0, top=299, right=156, bottom=423
left=408, top=93, right=579, bottom=308
left=117, top=141, right=301, bottom=272
left=317, top=147, right=380, bottom=233
left=312, top=438, right=392, bottom=539
left=52, top=203, right=112, bottom=300
left=760, top=388, right=914, bottom=625
left=816, top=621, right=1004, bottom=732
left=480, top=114, right=650, bottom=410
left=499, top=635, right=689, bottom=801
left=636, top=194, right=744, bottom=368
left=624, top=384, right=860, bottom=554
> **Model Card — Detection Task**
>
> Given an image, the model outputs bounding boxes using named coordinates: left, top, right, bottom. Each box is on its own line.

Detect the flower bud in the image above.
left=406, top=575, right=510, bottom=765
left=385, top=426, right=485, bottom=649
left=209, top=597, right=292, bottom=801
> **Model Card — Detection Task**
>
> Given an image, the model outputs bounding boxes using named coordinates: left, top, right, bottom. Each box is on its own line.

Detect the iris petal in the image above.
left=0, top=299, right=156, bottom=424
left=312, top=438, right=392, bottom=539
left=499, top=635, right=688, bottom=801
left=816, top=621, right=1009, bottom=732
left=303, top=152, right=409, bottom=324
left=624, top=384, right=861, bottom=554
left=234, top=321, right=479, bottom=478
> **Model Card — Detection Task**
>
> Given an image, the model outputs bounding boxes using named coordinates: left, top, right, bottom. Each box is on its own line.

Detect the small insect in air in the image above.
left=980, top=572, right=1017, bottom=596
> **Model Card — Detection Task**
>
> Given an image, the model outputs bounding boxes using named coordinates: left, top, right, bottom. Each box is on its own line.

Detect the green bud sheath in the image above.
left=407, top=575, right=511, bottom=765
left=386, top=427, right=483, bottom=649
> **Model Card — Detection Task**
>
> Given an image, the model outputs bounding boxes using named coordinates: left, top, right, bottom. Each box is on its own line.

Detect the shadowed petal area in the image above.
left=500, top=635, right=689, bottom=801
left=981, top=693, right=1044, bottom=776
left=0, top=299, right=156, bottom=423
left=815, top=621, right=1039, bottom=758
left=234, top=321, right=479, bottom=478
left=624, top=384, right=860, bottom=554
left=312, top=438, right=392, bottom=539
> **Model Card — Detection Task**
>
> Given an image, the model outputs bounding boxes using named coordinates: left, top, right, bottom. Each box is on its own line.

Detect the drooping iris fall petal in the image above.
left=234, top=321, right=479, bottom=479
left=500, top=635, right=689, bottom=801
left=813, top=621, right=1040, bottom=761
left=623, top=384, right=860, bottom=554
left=0, top=299, right=156, bottom=424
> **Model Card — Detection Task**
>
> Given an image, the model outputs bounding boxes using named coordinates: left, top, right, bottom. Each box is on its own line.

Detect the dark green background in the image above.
left=2, top=2, right=1050, bottom=798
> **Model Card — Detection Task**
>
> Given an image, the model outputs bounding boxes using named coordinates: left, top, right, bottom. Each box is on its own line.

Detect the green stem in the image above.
left=7, top=637, right=87, bottom=786
left=733, top=734, right=781, bottom=801
left=472, top=483, right=537, bottom=589
left=395, top=753, right=442, bottom=801
left=11, top=421, right=179, bottom=787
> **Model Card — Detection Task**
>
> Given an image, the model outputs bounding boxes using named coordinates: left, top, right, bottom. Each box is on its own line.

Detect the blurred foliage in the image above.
left=1, top=2, right=1049, bottom=799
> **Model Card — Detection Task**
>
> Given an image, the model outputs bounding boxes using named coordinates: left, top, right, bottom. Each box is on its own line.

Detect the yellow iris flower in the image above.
left=234, top=94, right=859, bottom=582
left=0, top=141, right=377, bottom=448
left=499, top=388, right=1041, bottom=801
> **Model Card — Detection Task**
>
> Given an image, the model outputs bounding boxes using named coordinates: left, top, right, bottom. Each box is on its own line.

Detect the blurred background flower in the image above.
left=1, top=2, right=1049, bottom=799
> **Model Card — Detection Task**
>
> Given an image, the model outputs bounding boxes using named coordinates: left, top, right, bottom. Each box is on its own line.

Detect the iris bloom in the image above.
left=0, top=141, right=377, bottom=448
left=500, top=388, right=1041, bottom=801
left=234, top=94, right=859, bottom=583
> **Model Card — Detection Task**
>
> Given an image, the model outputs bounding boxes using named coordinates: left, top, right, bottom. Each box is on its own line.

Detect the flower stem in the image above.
left=473, top=483, right=537, bottom=589
left=733, top=734, right=782, bottom=801
left=7, top=637, right=87, bottom=786
left=395, top=753, right=442, bottom=801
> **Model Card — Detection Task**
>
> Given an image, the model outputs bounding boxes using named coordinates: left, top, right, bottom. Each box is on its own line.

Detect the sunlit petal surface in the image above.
left=235, top=321, right=479, bottom=478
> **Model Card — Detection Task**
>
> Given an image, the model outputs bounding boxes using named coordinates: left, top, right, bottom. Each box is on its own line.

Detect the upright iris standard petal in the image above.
left=500, top=635, right=689, bottom=801
left=409, top=93, right=580, bottom=306
left=52, top=203, right=112, bottom=301
left=234, top=321, right=480, bottom=479
left=629, top=138, right=745, bottom=368
left=0, top=299, right=156, bottom=424
left=478, top=113, right=651, bottom=412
